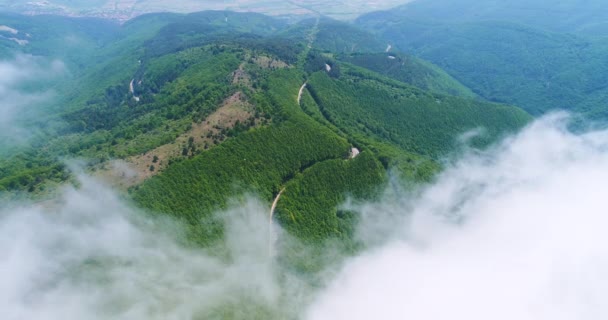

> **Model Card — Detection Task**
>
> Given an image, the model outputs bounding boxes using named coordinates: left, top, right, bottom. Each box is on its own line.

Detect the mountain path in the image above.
left=298, top=82, right=307, bottom=105
left=129, top=79, right=140, bottom=102
left=268, top=188, right=286, bottom=256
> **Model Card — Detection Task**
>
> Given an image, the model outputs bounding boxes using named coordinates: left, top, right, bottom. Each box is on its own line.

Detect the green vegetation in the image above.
left=306, top=66, right=531, bottom=157
left=357, top=0, right=608, bottom=36
left=0, top=46, right=244, bottom=193
left=132, top=69, right=351, bottom=243
left=283, top=18, right=386, bottom=54
left=313, top=19, right=386, bottom=53
left=1, top=10, right=532, bottom=249
left=357, top=1, right=608, bottom=118
left=339, top=52, right=476, bottom=98
left=0, top=12, right=119, bottom=65
left=0, top=11, right=296, bottom=193
left=3, top=4, right=606, bottom=318
left=276, top=151, right=386, bottom=243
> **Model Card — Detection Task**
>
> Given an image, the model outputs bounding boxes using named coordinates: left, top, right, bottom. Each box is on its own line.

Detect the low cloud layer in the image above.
left=0, top=54, right=65, bottom=147
left=3, top=113, right=608, bottom=319
left=0, top=176, right=304, bottom=319
left=307, top=113, right=608, bottom=320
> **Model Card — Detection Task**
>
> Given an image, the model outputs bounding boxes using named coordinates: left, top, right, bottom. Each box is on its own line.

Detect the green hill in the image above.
left=338, top=52, right=476, bottom=98
left=357, top=11, right=608, bottom=117
left=282, top=18, right=386, bottom=54
left=0, top=11, right=531, bottom=248
left=305, top=64, right=530, bottom=157
left=357, top=0, right=608, bottom=36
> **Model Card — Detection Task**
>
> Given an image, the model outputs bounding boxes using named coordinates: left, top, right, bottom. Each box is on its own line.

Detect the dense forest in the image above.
left=1, top=10, right=530, bottom=249
left=2, top=2, right=608, bottom=319
left=357, top=0, right=608, bottom=119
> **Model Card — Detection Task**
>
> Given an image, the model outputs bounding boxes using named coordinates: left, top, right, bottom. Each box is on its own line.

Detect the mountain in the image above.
left=0, top=11, right=530, bottom=247
left=358, top=0, right=608, bottom=36
left=0, top=0, right=412, bottom=21
left=357, top=0, right=608, bottom=118
left=338, top=52, right=476, bottom=98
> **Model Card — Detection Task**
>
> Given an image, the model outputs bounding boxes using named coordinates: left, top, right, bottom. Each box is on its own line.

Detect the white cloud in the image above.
left=0, top=175, right=300, bottom=320
left=0, top=54, right=65, bottom=145
left=306, top=113, right=608, bottom=320
left=6, top=113, right=608, bottom=319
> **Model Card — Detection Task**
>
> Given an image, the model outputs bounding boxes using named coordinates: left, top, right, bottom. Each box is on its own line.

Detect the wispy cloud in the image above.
left=0, top=175, right=307, bottom=319
left=307, top=113, right=608, bottom=320
left=4, top=113, right=608, bottom=319
left=0, top=54, right=65, bottom=147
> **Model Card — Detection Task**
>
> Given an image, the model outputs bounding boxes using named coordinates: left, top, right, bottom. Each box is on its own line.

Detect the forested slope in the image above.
left=1, top=10, right=532, bottom=247
left=338, top=52, right=476, bottom=98
left=306, top=66, right=531, bottom=157
left=357, top=2, right=608, bottom=118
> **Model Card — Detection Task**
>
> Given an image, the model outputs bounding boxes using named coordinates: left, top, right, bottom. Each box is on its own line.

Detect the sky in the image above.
left=3, top=113, right=608, bottom=319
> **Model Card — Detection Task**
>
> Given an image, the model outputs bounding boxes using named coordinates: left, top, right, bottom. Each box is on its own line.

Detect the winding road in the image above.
left=130, top=79, right=140, bottom=102
left=268, top=188, right=286, bottom=256
left=268, top=15, right=319, bottom=257
left=298, top=82, right=307, bottom=105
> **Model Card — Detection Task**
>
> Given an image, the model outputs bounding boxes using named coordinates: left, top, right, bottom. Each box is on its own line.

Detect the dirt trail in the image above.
left=298, top=82, right=307, bottom=105
left=307, top=16, right=320, bottom=49
left=268, top=16, right=320, bottom=256
left=295, top=16, right=319, bottom=106
left=268, top=188, right=286, bottom=256
left=129, top=79, right=140, bottom=102
left=94, top=92, right=255, bottom=188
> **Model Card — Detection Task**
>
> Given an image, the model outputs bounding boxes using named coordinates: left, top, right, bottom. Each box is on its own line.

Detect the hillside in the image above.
left=0, top=9, right=541, bottom=319
left=338, top=52, right=476, bottom=98
left=1, top=11, right=530, bottom=248
left=283, top=18, right=387, bottom=53
left=283, top=18, right=476, bottom=98
left=357, top=0, right=608, bottom=36
left=305, top=65, right=530, bottom=157
left=357, top=4, right=608, bottom=118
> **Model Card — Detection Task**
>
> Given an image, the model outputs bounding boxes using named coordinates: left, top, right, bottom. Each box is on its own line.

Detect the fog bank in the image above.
left=307, top=113, right=608, bottom=320
left=0, top=54, right=65, bottom=146
left=0, top=176, right=296, bottom=319
left=4, top=113, right=608, bottom=319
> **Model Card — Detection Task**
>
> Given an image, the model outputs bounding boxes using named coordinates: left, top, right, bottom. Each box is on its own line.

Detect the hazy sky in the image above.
left=0, top=0, right=414, bottom=20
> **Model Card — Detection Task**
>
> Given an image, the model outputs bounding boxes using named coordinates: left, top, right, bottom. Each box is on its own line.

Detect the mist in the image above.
left=0, top=54, right=65, bottom=148
left=0, top=175, right=312, bottom=319
left=4, top=113, right=608, bottom=319
left=306, top=113, right=608, bottom=319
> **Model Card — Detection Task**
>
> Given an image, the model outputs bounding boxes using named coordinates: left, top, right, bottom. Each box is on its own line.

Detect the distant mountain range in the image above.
left=0, top=0, right=413, bottom=21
